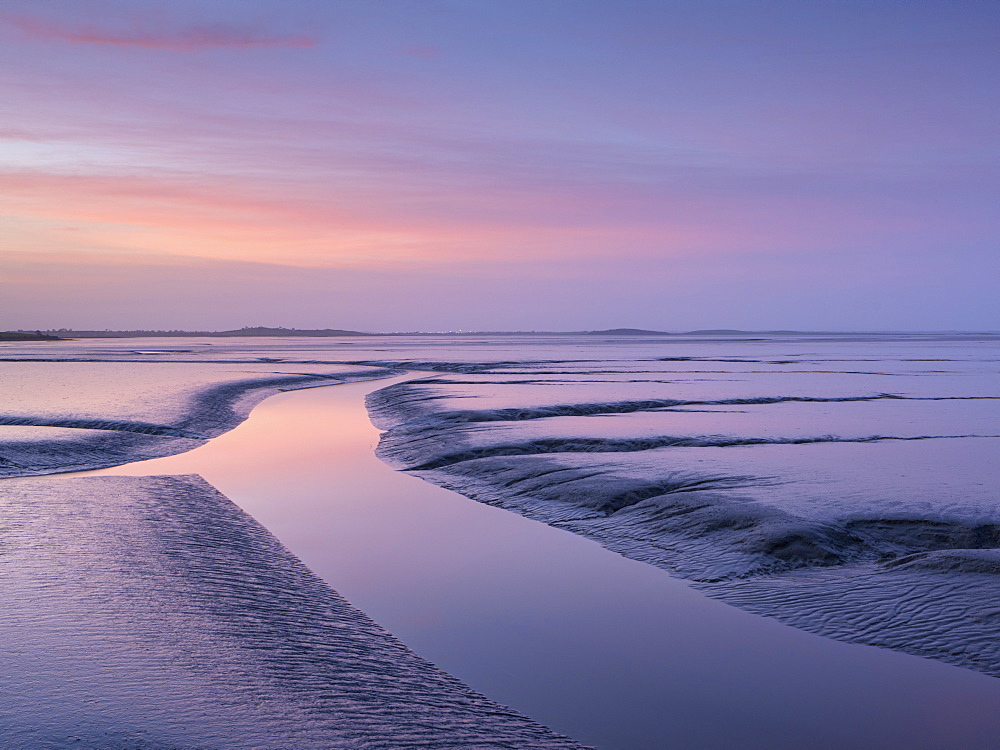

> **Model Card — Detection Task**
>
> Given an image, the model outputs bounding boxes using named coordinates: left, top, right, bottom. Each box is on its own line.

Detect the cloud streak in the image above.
left=0, top=1, right=996, bottom=329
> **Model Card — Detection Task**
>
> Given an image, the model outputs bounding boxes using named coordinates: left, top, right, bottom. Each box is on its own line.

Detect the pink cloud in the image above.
left=1, top=168, right=732, bottom=272
left=4, top=15, right=317, bottom=51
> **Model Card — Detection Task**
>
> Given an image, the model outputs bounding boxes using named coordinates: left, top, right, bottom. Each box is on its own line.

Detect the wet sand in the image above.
left=79, top=377, right=1000, bottom=750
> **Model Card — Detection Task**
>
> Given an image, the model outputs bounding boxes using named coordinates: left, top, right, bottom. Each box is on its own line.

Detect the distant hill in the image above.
left=42, top=327, right=373, bottom=338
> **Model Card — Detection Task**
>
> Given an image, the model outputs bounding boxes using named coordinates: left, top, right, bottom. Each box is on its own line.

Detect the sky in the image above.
left=0, top=0, right=997, bottom=332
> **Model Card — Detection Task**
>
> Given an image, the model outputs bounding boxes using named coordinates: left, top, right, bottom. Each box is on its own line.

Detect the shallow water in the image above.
left=0, top=474, right=580, bottom=749
left=81, top=377, right=1000, bottom=750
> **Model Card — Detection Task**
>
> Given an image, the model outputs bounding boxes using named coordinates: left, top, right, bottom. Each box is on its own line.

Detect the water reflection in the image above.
left=79, top=378, right=1000, bottom=750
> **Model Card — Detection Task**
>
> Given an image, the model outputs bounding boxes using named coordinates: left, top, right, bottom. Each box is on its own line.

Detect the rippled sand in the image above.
left=0, top=474, right=585, bottom=749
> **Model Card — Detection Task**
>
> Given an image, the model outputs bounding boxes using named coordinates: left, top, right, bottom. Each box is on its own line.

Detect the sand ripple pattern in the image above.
left=368, top=344, right=1000, bottom=678
left=0, top=475, right=586, bottom=750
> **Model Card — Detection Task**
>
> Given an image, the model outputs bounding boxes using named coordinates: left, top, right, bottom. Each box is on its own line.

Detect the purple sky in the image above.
left=1, top=0, right=997, bottom=331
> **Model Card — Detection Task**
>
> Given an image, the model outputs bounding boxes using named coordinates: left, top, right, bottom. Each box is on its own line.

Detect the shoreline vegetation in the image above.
left=12, top=327, right=1000, bottom=339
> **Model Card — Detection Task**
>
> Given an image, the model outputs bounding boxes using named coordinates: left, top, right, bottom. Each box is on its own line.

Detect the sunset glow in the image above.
left=1, top=0, right=997, bottom=331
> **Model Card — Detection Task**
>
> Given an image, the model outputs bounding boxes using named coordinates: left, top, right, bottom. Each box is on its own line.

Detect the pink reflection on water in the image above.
left=79, top=378, right=1000, bottom=750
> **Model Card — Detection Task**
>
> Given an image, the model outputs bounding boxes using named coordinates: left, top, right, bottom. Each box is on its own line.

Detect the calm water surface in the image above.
left=81, top=377, right=1000, bottom=750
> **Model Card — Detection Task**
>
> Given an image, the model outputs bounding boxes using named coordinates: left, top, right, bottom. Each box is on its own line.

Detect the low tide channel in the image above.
left=79, top=376, right=1000, bottom=750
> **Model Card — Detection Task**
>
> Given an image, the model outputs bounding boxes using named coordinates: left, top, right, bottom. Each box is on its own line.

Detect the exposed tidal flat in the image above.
left=1, top=332, right=999, bottom=748
left=0, top=475, right=585, bottom=749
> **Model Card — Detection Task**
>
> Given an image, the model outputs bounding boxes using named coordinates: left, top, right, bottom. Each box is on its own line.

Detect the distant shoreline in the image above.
left=0, top=332, right=63, bottom=342
left=20, top=327, right=1000, bottom=340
